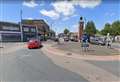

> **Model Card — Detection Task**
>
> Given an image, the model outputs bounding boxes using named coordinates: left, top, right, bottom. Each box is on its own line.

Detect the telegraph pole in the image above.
left=20, top=9, right=23, bottom=42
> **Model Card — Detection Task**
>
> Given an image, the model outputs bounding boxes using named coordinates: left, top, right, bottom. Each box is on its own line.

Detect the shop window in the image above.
left=23, top=28, right=29, bottom=32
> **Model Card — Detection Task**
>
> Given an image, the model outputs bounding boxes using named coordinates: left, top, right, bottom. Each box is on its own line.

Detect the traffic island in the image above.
left=53, top=42, right=119, bottom=56
left=42, top=42, right=120, bottom=61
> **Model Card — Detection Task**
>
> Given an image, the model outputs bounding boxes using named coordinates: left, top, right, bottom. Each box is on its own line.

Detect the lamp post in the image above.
left=20, top=9, right=23, bottom=42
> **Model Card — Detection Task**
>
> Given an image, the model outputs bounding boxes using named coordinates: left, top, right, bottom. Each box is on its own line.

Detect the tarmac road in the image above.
left=0, top=43, right=88, bottom=82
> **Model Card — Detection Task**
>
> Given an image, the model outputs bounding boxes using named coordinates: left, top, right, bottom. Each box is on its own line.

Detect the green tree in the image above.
left=111, top=20, right=120, bottom=35
left=101, top=23, right=112, bottom=35
left=85, top=21, right=96, bottom=36
left=64, top=28, right=69, bottom=35
left=96, top=29, right=100, bottom=34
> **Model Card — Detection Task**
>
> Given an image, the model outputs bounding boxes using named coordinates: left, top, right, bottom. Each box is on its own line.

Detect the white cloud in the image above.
left=51, top=0, right=101, bottom=17
left=23, top=0, right=38, bottom=8
left=40, top=9, right=60, bottom=20
left=72, top=0, right=101, bottom=8
left=39, top=0, right=101, bottom=20
left=52, top=1, right=75, bottom=16
left=27, top=17, right=33, bottom=20
left=62, top=14, right=78, bottom=21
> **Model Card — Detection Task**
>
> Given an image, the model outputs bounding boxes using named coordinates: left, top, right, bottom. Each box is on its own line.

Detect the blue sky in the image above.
left=0, top=0, right=119, bottom=33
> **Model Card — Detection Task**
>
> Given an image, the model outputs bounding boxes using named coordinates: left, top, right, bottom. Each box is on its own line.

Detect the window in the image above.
left=31, top=28, right=36, bottom=32
left=3, top=26, right=19, bottom=31
left=23, top=28, right=29, bottom=32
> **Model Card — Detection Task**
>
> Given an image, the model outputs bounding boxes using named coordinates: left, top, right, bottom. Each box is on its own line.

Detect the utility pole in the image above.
left=20, top=9, right=23, bottom=42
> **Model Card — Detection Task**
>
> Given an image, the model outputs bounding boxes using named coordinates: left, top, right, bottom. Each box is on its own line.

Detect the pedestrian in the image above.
left=106, top=33, right=112, bottom=48
left=81, top=33, right=89, bottom=52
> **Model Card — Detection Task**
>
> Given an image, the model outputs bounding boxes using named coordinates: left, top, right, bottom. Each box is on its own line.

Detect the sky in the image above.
left=0, top=0, right=120, bottom=33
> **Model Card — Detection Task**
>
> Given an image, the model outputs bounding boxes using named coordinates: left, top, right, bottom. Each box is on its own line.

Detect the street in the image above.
left=1, top=0, right=120, bottom=82
left=0, top=42, right=120, bottom=82
left=0, top=43, right=88, bottom=82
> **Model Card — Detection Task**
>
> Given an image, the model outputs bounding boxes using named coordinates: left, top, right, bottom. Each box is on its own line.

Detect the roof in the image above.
left=0, top=21, right=19, bottom=27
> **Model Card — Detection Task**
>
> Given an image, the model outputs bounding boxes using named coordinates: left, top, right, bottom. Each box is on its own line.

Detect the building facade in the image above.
left=21, top=19, right=50, bottom=40
left=0, top=21, right=21, bottom=42
left=22, top=25, right=37, bottom=42
left=0, top=19, right=51, bottom=42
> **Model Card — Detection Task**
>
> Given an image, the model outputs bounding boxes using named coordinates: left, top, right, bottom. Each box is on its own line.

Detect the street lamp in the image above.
left=20, top=9, right=23, bottom=42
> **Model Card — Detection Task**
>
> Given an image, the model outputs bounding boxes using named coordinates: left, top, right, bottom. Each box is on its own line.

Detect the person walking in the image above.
left=81, top=33, right=89, bottom=52
left=106, top=33, right=112, bottom=48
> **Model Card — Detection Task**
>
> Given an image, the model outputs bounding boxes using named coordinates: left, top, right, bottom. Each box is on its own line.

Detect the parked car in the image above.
left=70, top=36, right=78, bottom=42
left=73, top=39, right=78, bottom=42
left=70, top=36, right=74, bottom=41
left=27, top=39, right=42, bottom=49
left=64, top=37, right=69, bottom=42
left=54, top=37, right=59, bottom=42
left=98, top=41, right=106, bottom=45
left=90, top=37, right=106, bottom=45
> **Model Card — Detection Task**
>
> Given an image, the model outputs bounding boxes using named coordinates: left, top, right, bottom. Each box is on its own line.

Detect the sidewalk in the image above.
left=42, top=41, right=120, bottom=61
left=53, top=42, right=120, bottom=56
left=0, top=42, right=26, bottom=54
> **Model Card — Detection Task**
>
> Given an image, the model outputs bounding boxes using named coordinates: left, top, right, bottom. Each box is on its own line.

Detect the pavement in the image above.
left=43, top=41, right=120, bottom=61
left=53, top=42, right=120, bottom=56
left=0, top=42, right=120, bottom=82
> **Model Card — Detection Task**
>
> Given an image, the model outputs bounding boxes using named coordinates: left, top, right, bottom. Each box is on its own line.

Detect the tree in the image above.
left=84, top=21, right=96, bottom=36
left=101, top=23, right=112, bottom=35
left=64, top=28, right=69, bottom=35
left=111, top=20, right=120, bottom=36
left=96, top=29, right=100, bottom=34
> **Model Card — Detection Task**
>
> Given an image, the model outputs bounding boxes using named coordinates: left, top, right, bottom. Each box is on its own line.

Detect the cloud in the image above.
left=51, top=0, right=101, bottom=17
left=23, top=0, right=38, bottom=8
left=72, top=0, right=101, bottom=8
left=40, top=9, right=60, bottom=20
left=52, top=1, right=75, bottom=16
left=40, top=0, right=101, bottom=20
left=62, top=14, right=78, bottom=21
left=27, top=17, right=33, bottom=20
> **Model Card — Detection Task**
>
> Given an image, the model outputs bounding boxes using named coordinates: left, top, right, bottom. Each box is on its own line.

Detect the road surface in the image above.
left=0, top=43, right=88, bottom=82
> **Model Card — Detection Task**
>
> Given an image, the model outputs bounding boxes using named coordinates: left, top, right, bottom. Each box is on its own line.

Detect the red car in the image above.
left=27, top=39, right=42, bottom=49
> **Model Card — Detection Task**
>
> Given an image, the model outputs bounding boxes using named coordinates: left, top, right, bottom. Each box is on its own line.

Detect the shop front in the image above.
left=22, top=25, right=37, bottom=42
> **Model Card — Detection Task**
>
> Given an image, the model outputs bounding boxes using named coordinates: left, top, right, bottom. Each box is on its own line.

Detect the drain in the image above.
left=0, top=47, right=3, bottom=48
left=66, top=52, right=72, bottom=55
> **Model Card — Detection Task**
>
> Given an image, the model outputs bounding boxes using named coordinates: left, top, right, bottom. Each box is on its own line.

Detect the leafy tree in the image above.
left=64, top=28, right=69, bottom=35
left=96, top=29, right=100, bottom=34
left=101, top=23, right=112, bottom=35
left=111, top=20, right=120, bottom=36
left=84, top=21, right=96, bottom=36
